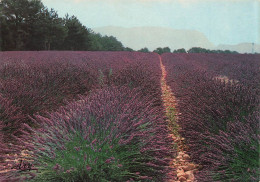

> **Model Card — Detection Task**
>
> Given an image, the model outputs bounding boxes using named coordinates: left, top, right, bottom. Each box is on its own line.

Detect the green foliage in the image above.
left=88, top=31, right=125, bottom=51
left=63, top=15, right=91, bottom=51
left=0, top=7, right=3, bottom=51
left=162, top=47, right=171, bottom=53
left=11, top=85, right=173, bottom=181
left=124, top=47, right=134, bottom=52
left=173, top=48, right=186, bottom=53
left=0, top=0, right=44, bottom=50
left=212, top=133, right=259, bottom=181
left=187, top=47, right=209, bottom=53
left=0, top=0, right=126, bottom=51
left=108, top=68, right=113, bottom=78
left=29, top=8, right=67, bottom=50
left=153, top=47, right=163, bottom=55
left=153, top=47, right=171, bottom=55
left=98, top=69, right=105, bottom=87
left=138, top=47, right=150, bottom=53
left=32, top=131, right=139, bottom=182
left=231, top=143, right=259, bottom=180
left=187, top=47, right=239, bottom=54
left=101, top=36, right=125, bottom=51
left=88, top=32, right=104, bottom=51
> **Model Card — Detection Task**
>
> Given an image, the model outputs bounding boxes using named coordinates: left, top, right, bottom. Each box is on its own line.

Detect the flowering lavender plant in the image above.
left=196, top=112, right=259, bottom=181
left=0, top=94, right=26, bottom=143
left=2, top=86, right=174, bottom=181
left=0, top=51, right=162, bottom=144
left=162, top=53, right=260, bottom=181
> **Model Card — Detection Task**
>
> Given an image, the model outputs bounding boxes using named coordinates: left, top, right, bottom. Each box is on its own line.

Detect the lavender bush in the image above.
left=196, top=112, right=259, bottom=181
left=2, top=86, right=174, bottom=181
left=162, top=53, right=260, bottom=181
left=0, top=56, right=97, bottom=145
left=108, top=62, right=162, bottom=107
left=0, top=94, right=26, bottom=143
left=0, top=51, right=161, bottom=142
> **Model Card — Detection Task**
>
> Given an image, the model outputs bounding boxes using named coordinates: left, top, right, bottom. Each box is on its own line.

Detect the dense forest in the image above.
left=0, top=0, right=128, bottom=51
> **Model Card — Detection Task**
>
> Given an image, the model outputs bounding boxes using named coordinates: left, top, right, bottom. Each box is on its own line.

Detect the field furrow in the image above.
left=159, top=55, right=198, bottom=182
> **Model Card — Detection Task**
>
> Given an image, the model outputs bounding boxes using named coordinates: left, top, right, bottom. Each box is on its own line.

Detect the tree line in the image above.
left=138, top=47, right=239, bottom=54
left=0, top=0, right=240, bottom=53
left=0, top=0, right=127, bottom=51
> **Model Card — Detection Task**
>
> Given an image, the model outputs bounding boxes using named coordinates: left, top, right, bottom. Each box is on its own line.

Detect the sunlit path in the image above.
left=159, top=55, right=198, bottom=182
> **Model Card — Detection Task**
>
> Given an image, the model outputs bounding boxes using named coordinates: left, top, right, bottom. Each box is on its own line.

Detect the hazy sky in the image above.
left=42, top=0, right=260, bottom=46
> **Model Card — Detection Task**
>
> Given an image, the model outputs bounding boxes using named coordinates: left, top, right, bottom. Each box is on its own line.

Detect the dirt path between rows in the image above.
left=159, top=55, right=198, bottom=182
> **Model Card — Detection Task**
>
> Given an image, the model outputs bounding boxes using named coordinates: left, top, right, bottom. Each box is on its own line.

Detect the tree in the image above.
left=153, top=47, right=171, bottom=55
left=162, top=47, right=171, bottom=53
left=173, top=48, right=186, bottom=53
left=63, top=15, right=91, bottom=50
left=100, top=36, right=124, bottom=51
left=124, top=47, right=134, bottom=52
left=88, top=30, right=125, bottom=51
left=188, top=47, right=209, bottom=53
left=26, top=7, right=67, bottom=50
left=153, top=47, right=163, bottom=55
left=138, top=47, right=150, bottom=53
left=0, top=0, right=127, bottom=51
left=88, top=32, right=104, bottom=51
left=187, top=47, right=239, bottom=54
left=0, top=5, right=4, bottom=51
left=0, top=0, right=44, bottom=50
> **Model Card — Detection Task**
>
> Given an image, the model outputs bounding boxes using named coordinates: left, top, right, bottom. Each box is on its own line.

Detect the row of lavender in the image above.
left=0, top=51, right=174, bottom=181
left=174, top=53, right=260, bottom=90
left=162, top=53, right=259, bottom=181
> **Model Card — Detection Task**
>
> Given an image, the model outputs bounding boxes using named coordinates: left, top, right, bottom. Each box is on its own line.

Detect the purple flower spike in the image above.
left=86, top=165, right=91, bottom=171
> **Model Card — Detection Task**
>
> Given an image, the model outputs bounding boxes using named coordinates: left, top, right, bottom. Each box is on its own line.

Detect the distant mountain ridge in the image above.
left=92, top=26, right=214, bottom=51
left=92, top=26, right=259, bottom=53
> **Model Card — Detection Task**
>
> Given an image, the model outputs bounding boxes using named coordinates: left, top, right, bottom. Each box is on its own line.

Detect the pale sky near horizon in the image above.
left=42, top=0, right=260, bottom=46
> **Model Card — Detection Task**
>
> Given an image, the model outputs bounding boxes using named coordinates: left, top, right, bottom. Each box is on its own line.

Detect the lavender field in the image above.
left=162, top=53, right=260, bottom=181
left=0, top=51, right=259, bottom=182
